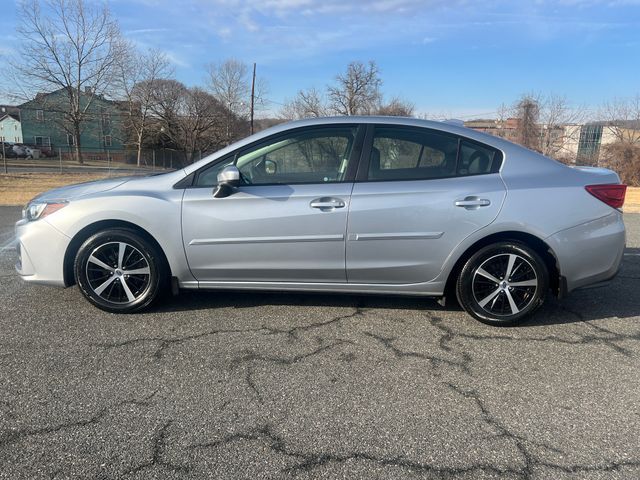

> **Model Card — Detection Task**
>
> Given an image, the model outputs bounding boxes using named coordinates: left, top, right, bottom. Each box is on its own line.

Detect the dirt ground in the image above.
left=0, top=173, right=111, bottom=205
left=626, top=187, right=640, bottom=213
left=0, top=173, right=639, bottom=212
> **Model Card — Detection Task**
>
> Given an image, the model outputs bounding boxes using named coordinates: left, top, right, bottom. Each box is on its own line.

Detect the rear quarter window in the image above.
left=457, top=140, right=502, bottom=176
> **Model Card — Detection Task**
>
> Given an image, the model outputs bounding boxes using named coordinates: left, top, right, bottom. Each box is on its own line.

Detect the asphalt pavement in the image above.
left=0, top=206, right=639, bottom=479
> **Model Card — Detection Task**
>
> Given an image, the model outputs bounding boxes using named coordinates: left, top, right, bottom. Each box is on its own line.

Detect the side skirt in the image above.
left=178, top=279, right=445, bottom=297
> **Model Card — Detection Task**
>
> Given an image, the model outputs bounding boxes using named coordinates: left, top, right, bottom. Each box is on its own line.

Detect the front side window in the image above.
left=236, top=126, right=356, bottom=185
left=368, top=127, right=459, bottom=181
left=196, top=126, right=357, bottom=187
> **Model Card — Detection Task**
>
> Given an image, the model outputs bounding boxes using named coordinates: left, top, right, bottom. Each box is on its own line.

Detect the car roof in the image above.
left=254, top=116, right=526, bottom=152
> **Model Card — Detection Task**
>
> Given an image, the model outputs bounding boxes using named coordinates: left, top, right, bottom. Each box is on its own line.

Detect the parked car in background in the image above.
left=24, top=146, right=41, bottom=159
left=12, top=144, right=28, bottom=157
left=14, top=117, right=627, bottom=325
left=0, top=142, right=18, bottom=158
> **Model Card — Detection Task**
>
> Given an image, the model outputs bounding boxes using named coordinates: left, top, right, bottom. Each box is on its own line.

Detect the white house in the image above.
left=0, top=114, right=22, bottom=143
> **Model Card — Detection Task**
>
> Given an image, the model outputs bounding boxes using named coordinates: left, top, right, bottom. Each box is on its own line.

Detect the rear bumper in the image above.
left=15, top=217, right=70, bottom=287
left=547, top=211, right=625, bottom=293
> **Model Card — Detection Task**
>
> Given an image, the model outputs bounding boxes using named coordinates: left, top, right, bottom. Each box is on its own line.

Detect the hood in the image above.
left=31, top=176, right=135, bottom=203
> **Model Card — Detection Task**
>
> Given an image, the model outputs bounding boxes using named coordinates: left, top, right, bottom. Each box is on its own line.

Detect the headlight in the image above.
left=23, top=201, right=68, bottom=221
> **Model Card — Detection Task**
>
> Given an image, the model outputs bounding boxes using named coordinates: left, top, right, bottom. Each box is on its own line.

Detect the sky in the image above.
left=1, top=0, right=640, bottom=118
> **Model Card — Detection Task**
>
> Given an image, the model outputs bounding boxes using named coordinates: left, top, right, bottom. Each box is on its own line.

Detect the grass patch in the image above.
left=0, top=173, right=111, bottom=206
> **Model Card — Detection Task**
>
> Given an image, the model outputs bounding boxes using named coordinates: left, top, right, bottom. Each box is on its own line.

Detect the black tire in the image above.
left=456, top=241, right=548, bottom=326
left=74, top=228, right=167, bottom=313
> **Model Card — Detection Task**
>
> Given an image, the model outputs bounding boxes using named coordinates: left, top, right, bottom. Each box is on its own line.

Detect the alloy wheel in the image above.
left=85, top=241, right=151, bottom=305
left=472, top=253, right=538, bottom=317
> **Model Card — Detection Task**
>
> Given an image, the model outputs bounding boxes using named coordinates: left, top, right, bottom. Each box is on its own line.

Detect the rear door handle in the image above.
left=455, top=196, right=491, bottom=209
left=310, top=197, right=346, bottom=212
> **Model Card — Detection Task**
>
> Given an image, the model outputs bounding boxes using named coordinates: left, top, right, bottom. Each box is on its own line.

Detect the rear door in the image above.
left=346, top=125, right=506, bottom=284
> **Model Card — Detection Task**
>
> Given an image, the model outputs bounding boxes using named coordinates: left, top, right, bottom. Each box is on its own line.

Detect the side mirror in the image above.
left=213, top=165, right=241, bottom=198
left=217, top=165, right=240, bottom=186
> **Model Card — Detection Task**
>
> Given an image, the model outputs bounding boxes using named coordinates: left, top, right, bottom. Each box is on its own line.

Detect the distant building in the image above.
left=464, top=118, right=521, bottom=144
left=563, top=123, right=638, bottom=164
left=19, top=88, right=125, bottom=151
left=465, top=118, right=639, bottom=164
left=0, top=114, right=22, bottom=143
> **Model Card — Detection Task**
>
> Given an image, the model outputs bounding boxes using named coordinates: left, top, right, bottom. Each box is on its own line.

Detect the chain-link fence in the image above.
left=0, top=145, right=211, bottom=175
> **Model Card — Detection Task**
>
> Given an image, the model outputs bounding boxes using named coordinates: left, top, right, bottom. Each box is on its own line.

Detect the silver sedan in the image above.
left=15, top=117, right=627, bottom=325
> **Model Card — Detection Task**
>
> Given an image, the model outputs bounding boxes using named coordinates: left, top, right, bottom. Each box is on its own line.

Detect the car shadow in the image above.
left=149, top=249, right=640, bottom=326
left=153, top=288, right=442, bottom=313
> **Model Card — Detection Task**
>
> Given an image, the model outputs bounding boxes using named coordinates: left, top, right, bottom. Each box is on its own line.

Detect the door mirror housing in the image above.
left=217, top=165, right=241, bottom=186
left=213, top=165, right=241, bottom=198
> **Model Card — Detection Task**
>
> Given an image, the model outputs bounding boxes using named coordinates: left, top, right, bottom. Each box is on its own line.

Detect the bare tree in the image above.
left=537, top=94, right=586, bottom=161
left=599, top=95, right=640, bottom=185
left=514, top=94, right=541, bottom=151
left=114, top=44, right=173, bottom=166
left=496, top=102, right=510, bottom=123
left=279, top=60, right=411, bottom=120
left=150, top=80, right=226, bottom=163
left=600, top=95, right=640, bottom=145
left=11, top=0, right=123, bottom=163
left=600, top=142, right=640, bottom=186
left=328, top=61, right=381, bottom=116
left=375, top=97, right=414, bottom=117
left=206, top=59, right=268, bottom=144
left=280, top=87, right=328, bottom=120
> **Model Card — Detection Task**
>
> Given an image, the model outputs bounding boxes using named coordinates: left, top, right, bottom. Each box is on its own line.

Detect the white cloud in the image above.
left=164, top=51, right=191, bottom=68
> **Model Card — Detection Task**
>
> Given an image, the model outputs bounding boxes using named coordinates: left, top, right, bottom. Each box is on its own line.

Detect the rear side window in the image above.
left=368, top=127, right=459, bottom=181
left=457, top=140, right=500, bottom=176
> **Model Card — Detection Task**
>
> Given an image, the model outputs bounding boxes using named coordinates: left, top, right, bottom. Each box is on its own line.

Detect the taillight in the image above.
left=585, top=184, right=627, bottom=209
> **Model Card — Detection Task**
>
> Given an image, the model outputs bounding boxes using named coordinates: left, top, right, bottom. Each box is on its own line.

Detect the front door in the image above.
left=346, top=125, right=506, bottom=284
left=182, top=125, right=362, bottom=283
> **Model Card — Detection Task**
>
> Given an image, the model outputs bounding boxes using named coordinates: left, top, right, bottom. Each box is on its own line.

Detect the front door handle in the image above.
left=455, top=196, right=491, bottom=210
left=310, top=197, right=346, bottom=212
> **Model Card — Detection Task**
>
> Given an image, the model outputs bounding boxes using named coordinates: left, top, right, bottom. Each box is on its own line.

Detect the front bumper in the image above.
left=547, top=211, right=625, bottom=293
left=15, top=217, right=70, bottom=287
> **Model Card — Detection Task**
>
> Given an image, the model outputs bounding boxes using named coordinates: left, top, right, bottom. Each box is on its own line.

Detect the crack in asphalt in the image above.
left=363, top=330, right=472, bottom=375
left=426, top=309, right=638, bottom=357
left=447, top=383, right=640, bottom=478
left=92, top=326, right=270, bottom=359
left=234, top=340, right=351, bottom=368
left=0, top=390, right=158, bottom=449
left=244, top=365, right=264, bottom=405
left=122, top=420, right=190, bottom=477
left=262, top=307, right=366, bottom=340
left=188, top=380, right=640, bottom=478
left=188, top=423, right=522, bottom=477
left=91, top=308, right=364, bottom=360
left=232, top=340, right=352, bottom=405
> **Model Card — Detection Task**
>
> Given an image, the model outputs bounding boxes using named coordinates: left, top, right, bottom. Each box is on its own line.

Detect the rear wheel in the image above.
left=74, top=228, right=167, bottom=313
left=456, top=242, right=548, bottom=326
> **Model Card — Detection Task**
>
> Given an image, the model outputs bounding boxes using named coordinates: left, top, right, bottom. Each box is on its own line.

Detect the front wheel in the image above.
left=456, top=242, right=549, bottom=326
left=74, top=228, right=167, bottom=313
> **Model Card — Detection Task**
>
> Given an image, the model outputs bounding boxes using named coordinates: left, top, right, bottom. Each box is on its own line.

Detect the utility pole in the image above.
left=2, top=140, right=6, bottom=174
left=250, top=62, right=256, bottom=135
